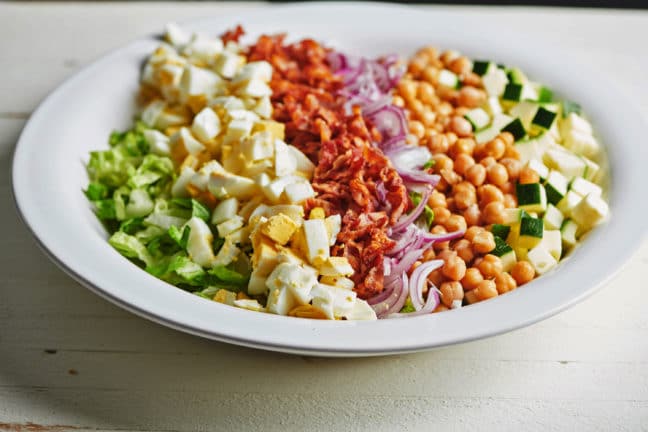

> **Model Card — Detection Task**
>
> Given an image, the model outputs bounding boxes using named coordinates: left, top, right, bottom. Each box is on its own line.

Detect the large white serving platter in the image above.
left=12, top=2, right=648, bottom=356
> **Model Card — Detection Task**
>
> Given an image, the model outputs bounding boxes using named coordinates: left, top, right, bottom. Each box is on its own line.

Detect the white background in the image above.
left=1, top=2, right=647, bottom=431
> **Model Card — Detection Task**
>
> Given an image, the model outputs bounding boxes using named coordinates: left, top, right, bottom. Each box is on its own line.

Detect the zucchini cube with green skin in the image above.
left=544, top=148, right=587, bottom=180
left=509, top=101, right=539, bottom=129
left=543, top=204, right=564, bottom=230
left=501, top=118, right=527, bottom=141
left=544, top=170, right=568, bottom=205
left=556, top=190, right=582, bottom=218
left=516, top=183, right=547, bottom=213
left=582, top=156, right=601, bottom=182
left=518, top=216, right=544, bottom=249
left=464, top=108, right=491, bottom=131
left=502, top=83, right=524, bottom=101
left=506, top=67, right=528, bottom=84
left=562, top=100, right=582, bottom=118
left=438, top=69, right=460, bottom=89
left=560, top=219, right=579, bottom=249
left=527, top=159, right=550, bottom=181
left=570, top=177, right=602, bottom=198
left=490, top=223, right=511, bottom=240
left=501, top=208, right=530, bottom=225
left=472, top=61, right=495, bottom=76
left=490, top=236, right=517, bottom=272
left=537, top=86, right=553, bottom=103
left=531, top=107, right=557, bottom=130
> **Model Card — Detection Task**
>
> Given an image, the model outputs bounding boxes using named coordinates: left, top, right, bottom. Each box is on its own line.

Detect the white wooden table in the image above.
left=1, top=3, right=647, bottom=431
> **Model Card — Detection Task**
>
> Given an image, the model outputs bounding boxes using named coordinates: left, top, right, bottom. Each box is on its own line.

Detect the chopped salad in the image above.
left=84, top=24, right=609, bottom=320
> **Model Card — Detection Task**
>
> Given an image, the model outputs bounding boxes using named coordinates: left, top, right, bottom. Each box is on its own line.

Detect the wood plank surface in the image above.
left=1, top=2, right=647, bottom=431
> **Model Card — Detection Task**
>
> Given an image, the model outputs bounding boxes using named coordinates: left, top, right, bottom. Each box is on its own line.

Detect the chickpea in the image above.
left=436, top=249, right=455, bottom=262
left=464, top=290, right=479, bottom=304
left=422, top=248, right=436, bottom=262
left=454, top=107, right=471, bottom=117
left=485, top=137, right=507, bottom=159
left=432, top=207, right=451, bottom=226
left=408, top=57, right=428, bottom=75
left=454, top=239, right=475, bottom=264
left=464, top=226, right=484, bottom=242
left=458, top=86, right=486, bottom=108
left=487, top=163, right=509, bottom=187
left=472, top=230, right=496, bottom=254
left=434, top=304, right=450, bottom=313
left=427, top=134, right=449, bottom=154
left=449, top=116, right=473, bottom=138
left=409, top=120, right=426, bottom=140
left=503, top=193, right=517, bottom=209
left=408, top=99, right=425, bottom=118
left=478, top=184, right=504, bottom=206
left=479, top=156, right=497, bottom=168
left=428, top=268, right=445, bottom=287
left=420, top=109, right=437, bottom=128
left=435, top=177, right=449, bottom=193
left=422, top=66, right=439, bottom=84
left=417, top=81, right=436, bottom=104
left=477, top=254, right=503, bottom=279
left=427, top=191, right=446, bottom=209
left=445, top=197, right=457, bottom=212
left=461, top=267, right=484, bottom=291
left=438, top=101, right=454, bottom=116
left=511, top=261, right=535, bottom=285
left=463, top=203, right=481, bottom=226
left=442, top=253, right=467, bottom=281
left=462, top=72, right=481, bottom=88
left=441, top=168, right=461, bottom=186
left=503, top=144, right=521, bottom=159
left=392, top=95, right=405, bottom=108
left=453, top=181, right=476, bottom=198
left=431, top=225, right=450, bottom=252
left=451, top=138, right=476, bottom=158
left=454, top=190, right=476, bottom=211
left=482, top=201, right=506, bottom=225
left=440, top=281, right=465, bottom=308
left=466, top=163, right=486, bottom=187
left=475, top=279, right=498, bottom=300
left=454, top=153, right=475, bottom=176
left=495, top=272, right=517, bottom=294
left=440, top=50, right=460, bottom=66
left=500, top=157, right=522, bottom=180
left=433, top=154, right=454, bottom=173
left=519, top=167, right=540, bottom=184
left=445, top=214, right=467, bottom=233
left=498, top=132, right=515, bottom=147
left=500, top=181, right=515, bottom=195
left=449, top=56, right=472, bottom=76
left=409, top=260, right=422, bottom=275
left=445, top=131, right=458, bottom=147
left=398, top=79, right=417, bottom=102
left=419, top=46, right=439, bottom=61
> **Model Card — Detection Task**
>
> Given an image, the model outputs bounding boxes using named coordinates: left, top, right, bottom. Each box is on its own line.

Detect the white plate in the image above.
left=12, top=2, right=648, bottom=357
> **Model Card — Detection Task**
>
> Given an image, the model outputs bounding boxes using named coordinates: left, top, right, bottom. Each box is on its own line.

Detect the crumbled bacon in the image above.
left=248, top=34, right=408, bottom=299
left=220, top=25, right=245, bottom=44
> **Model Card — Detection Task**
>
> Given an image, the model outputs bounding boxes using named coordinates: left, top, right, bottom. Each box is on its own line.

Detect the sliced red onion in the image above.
left=372, top=273, right=409, bottom=318
left=387, top=288, right=440, bottom=318
left=367, top=105, right=408, bottom=139
left=326, top=51, right=349, bottom=72
left=390, top=186, right=432, bottom=233
left=380, top=134, right=407, bottom=153
left=420, top=229, right=466, bottom=243
left=408, top=259, right=444, bottom=310
left=383, top=273, right=410, bottom=316
left=400, top=171, right=440, bottom=186
left=386, top=248, right=423, bottom=278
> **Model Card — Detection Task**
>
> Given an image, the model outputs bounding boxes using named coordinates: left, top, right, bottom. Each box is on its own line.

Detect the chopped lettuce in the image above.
left=108, top=231, right=153, bottom=267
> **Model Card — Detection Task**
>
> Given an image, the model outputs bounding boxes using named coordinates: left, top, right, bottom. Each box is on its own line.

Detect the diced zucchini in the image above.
left=544, top=170, right=568, bottom=205
left=506, top=67, right=528, bottom=84
left=560, top=219, right=579, bottom=249
left=544, top=148, right=587, bottom=180
left=515, top=132, right=556, bottom=165
left=527, top=244, right=558, bottom=275
left=582, top=157, right=601, bottom=182
left=571, top=193, right=609, bottom=233
left=516, top=183, right=547, bottom=213
left=482, top=68, right=509, bottom=97
left=570, top=177, right=602, bottom=197
left=501, top=118, right=526, bottom=141
left=527, top=159, right=550, bottom=181
left=537, top=86, right=553, bottom=103
left=490, top=236, right=517, bottom=272
left=543, top=204, right=564, bottom=230
left=501, top=208, right=529, bottom=225
left=472, top=60, right=496, bottom=76
left=531, top=106, right=557, bottom=130
left=561, top=101, right=582, bottom=118
left=563, top=129, right=600, bottom=158
left=556, top=190, right=582, bottom=218
left=502, top=83, right=524, bottom=101
left=509, top=101, right=539, bottom=129
left=518, top=216, right=544, bottom=249
left=464, top=108, right=491, bottom=131
left=438, top=69, right=460, bottom=89
left=540, top=230, right=562, bottom=261
left=485, top=96, right=503, bottom=116
left=474, top=114, right=513, bottom=144
left=514, top=246, right=528, bottom=261
left=506, top=222, right=520, bottom=246
left=490, top=223, right=511, bottom=240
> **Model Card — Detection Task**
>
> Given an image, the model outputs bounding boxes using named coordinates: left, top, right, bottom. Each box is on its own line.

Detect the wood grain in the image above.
left=1, top=2, right=647, bottom=431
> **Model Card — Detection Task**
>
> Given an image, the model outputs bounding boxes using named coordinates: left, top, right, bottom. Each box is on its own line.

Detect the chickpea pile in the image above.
left=396, top=47, right=537, bottom=312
